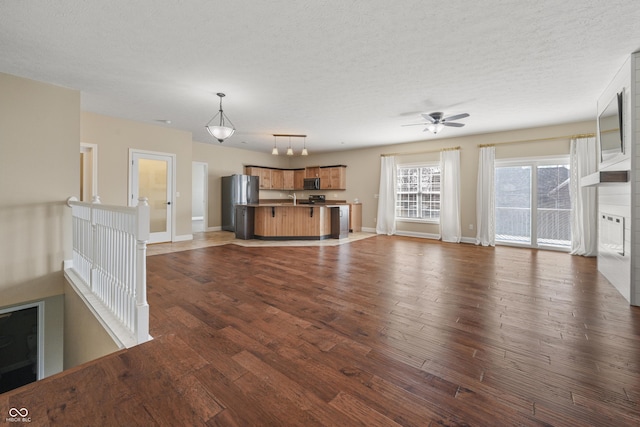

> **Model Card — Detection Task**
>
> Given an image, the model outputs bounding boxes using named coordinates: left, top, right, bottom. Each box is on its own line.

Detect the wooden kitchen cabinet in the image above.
left=282, top=170, right=294, bottom=190
left=245, top=166, right=277, bottom=190
left=246, top=165, right=347, bottom=190
left=319, top=166, right=346, bottom=190
left=271, top=169, right=284, bottom=190
left=254, top=205, right=332, bottom=239
left=293, top=169, right=305, bottom=190
left=245, top=167, right=272, bottom=190
left=305, top=166, right=320, bottom=178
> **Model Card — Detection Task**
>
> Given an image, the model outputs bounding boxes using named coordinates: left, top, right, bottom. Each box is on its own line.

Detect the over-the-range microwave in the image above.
left=303, top=177, right=320, bottom=190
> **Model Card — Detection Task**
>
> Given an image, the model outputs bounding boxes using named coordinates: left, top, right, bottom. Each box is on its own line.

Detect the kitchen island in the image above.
left=240, top=203, right=349, bottom=240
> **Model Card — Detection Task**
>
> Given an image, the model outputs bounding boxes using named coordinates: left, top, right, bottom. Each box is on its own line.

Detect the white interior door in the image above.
left=130, top=150, right=174, bottom=244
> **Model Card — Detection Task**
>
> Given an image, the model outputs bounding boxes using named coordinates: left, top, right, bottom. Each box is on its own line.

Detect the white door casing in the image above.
left=129, top=149, right=175, bottom=244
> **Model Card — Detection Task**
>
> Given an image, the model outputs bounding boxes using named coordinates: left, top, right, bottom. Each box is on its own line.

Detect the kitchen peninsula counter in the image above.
left=242, top=203, right=349, bottom=240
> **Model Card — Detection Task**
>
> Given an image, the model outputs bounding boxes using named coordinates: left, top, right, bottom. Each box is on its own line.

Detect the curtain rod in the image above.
left=381, top=146, right=460, bottom=157
left=477, top=133, right=595, bottom=148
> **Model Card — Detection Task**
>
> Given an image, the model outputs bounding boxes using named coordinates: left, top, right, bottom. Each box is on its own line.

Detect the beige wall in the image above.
left=193, top=120, right=595, bottom=241
left=0, top=73, right=78, bottom=378
left=81, top=112, right=194, bottom=238
left=192, top=141, right=291, bottom=228
left=0, top=73, right=79, bottom=306
left=63, top=282, right=119, bottom=369
left=289, top=120, right=596, bottom=239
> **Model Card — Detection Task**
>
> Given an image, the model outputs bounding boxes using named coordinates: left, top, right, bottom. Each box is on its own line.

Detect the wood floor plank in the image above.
left=4, top=235, right=640, bottom=426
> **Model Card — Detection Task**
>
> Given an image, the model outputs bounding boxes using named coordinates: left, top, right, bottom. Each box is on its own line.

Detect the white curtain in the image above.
left=569, top=137, right=597, bottom=256
left=439, top=149, right=461, bottom=242
left=376, top=156, right=397, bottom=235
left=475, top=146, right=495, bottom=246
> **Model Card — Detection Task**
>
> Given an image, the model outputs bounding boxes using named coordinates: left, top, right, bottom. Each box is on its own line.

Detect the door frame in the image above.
left=192, top=161, right=209, bottom=232
left=80, top=142, right=98, bottom=202
left=128, top=149, right=176, bottom=243
left=0, top=302, right=44, bottom=381
left=494, top=155, right=571, bottom=250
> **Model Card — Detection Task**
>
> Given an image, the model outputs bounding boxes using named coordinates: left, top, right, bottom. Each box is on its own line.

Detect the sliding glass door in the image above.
left=495, top=158, right=571, bottom=249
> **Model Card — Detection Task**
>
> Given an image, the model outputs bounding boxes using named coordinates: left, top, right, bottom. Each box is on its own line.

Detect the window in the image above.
left=396, top=165, right=440, bottom=221
left=495, top=158, right=571, bottom=249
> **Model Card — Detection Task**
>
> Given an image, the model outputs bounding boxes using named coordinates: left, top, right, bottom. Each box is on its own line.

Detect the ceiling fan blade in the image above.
left=443, top=113, right=469, bottom=122
left=443, top=122, right=465, bottom=127
left=402, top=123, right=428, bottom=127
left=420, top=113, right=436, bottom=123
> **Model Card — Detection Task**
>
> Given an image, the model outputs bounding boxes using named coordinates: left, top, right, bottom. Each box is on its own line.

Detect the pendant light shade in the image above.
left=205, top=93, right=235, bottom=143
left=271, top=134, right=308, bottom=156
left=286, top=136, right=294, bottom=156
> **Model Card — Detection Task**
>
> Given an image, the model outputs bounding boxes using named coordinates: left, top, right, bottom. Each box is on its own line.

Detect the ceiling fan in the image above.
left=403, top=112, right=470, bottom=134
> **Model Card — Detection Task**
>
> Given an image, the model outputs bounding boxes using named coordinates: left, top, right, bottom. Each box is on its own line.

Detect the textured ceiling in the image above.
left=2, top=1, right=640, bottom=153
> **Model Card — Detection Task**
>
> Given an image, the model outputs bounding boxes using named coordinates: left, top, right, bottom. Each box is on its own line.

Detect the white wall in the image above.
left=597, top=56, right=632, bottom=303
left=632, top=52, right=640, bottom=306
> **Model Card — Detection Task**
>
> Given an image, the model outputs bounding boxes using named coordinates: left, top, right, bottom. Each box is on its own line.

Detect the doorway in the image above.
left=192, top=162, right=208, bottom=233
left=129, top=150, right=175, bottom=244
left=80, top=143, right=98, bottom=202
left=0, top=303, right=43, bottom=394
left=495, top=157, right=571, bottom=249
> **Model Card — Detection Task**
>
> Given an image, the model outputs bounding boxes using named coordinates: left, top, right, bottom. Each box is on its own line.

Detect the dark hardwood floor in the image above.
left=3, top=236, right=640, bottom=426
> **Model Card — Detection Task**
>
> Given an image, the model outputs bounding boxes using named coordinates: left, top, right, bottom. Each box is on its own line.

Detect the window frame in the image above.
left=494, top=155, right=571, bottom=251
left=395, top=162, right=441, bottom=224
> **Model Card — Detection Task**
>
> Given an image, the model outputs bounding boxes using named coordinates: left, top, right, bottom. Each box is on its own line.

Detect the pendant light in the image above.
left=205, top=93, right=235, bottom=143
left=286, top=136, right=294, bottom=156
left=271, top=134, right=308, bottom=156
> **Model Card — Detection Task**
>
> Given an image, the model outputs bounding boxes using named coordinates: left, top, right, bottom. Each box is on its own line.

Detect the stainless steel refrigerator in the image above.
left=221, top=174, right=259, bottom=232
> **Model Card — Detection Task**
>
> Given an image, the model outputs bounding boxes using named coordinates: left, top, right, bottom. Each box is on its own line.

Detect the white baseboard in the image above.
left=173, top=234, right=193, bottom=242
left=395, top=230, right=441, bottom=240
left=207, top=226, right=222, bottom=232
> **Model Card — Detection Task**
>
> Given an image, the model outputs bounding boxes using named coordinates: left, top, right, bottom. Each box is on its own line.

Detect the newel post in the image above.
left=135, top=197, right=150, bottom=343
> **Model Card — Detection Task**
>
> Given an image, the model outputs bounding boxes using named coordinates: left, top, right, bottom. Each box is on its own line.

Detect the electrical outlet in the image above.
left=469, top=224, right=474, bottom=230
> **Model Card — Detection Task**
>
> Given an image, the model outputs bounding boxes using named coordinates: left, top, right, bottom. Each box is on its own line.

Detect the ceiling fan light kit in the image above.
left=205, top=93, right=236, bottom=143
left=403, top=111, right=470, bottom=134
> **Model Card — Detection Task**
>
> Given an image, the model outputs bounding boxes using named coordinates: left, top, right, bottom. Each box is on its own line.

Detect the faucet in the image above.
left=288, top=193, right=297, bottom=205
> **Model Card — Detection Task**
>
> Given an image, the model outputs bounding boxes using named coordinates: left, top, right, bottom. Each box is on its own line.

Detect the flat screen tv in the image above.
left=599, top=91, right=624, bottom=163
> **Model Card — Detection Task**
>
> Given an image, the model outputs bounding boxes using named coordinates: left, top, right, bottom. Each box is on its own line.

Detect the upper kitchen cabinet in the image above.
left=271, top=169, right=284, bottom=189
left=305, top=166, right=320, bottom=178
left=283, top=169, right=295, bottom=190
left=293, top=169, right=305, bottom=190
left=319, top=166, right=346, bottom=190
left=245, top=166, right=271, bottom=190
left=246, top=165, right=347, bottom=190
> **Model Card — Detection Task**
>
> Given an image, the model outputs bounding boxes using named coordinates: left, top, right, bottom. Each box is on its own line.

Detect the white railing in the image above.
left=495, top=206, right=571, bottom=247
left=65, top=196, right=150, bottom=348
